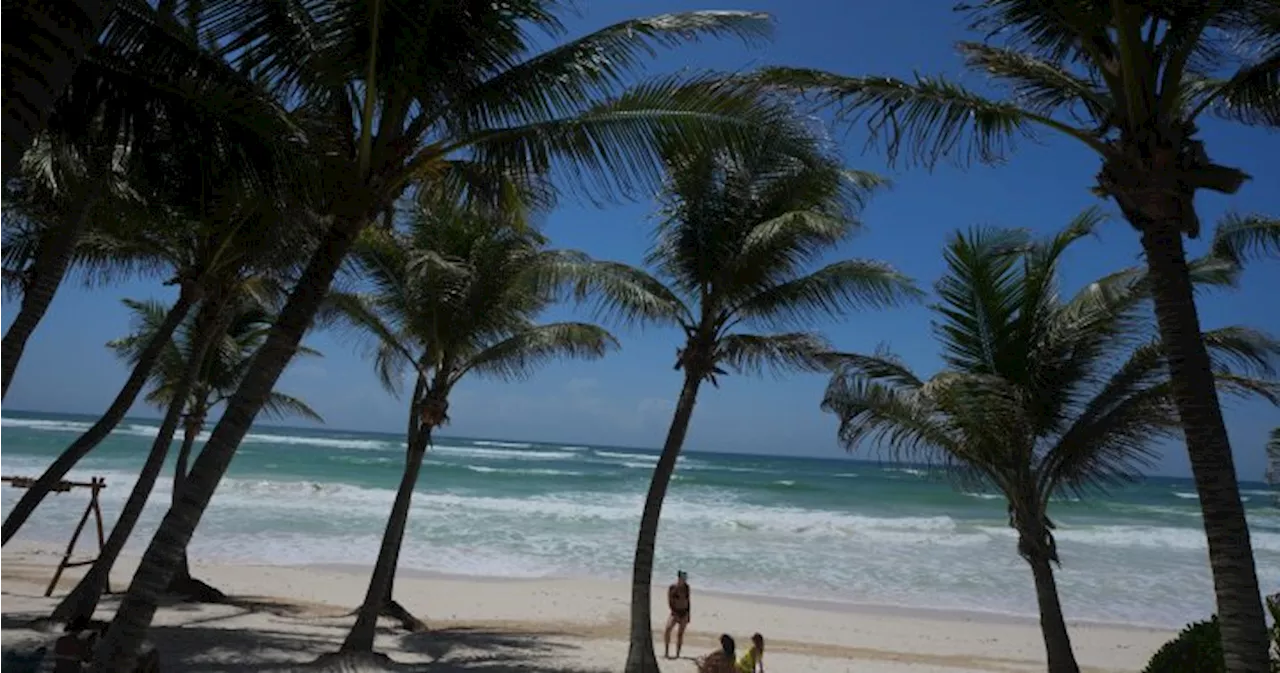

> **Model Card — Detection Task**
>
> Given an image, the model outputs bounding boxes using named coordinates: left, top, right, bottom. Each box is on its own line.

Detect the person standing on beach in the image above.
left=736, top=633, right=765, bottom=673
left=665, top=570, right=691, bottom=659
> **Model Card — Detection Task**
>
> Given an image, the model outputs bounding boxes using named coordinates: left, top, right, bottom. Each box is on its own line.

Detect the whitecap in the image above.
left=1, top=417, right=94, bottom=433
left=596, top=450, right=654, bottom=461
left=433, top=445, right=576, bottom=461
left=473, top=440, right=534, bottom=449
left=462, top=465, right=584, bottom=477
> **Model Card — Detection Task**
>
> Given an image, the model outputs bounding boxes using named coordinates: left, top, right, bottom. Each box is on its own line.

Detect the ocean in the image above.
left=2, top=409, right=1277, bottom=629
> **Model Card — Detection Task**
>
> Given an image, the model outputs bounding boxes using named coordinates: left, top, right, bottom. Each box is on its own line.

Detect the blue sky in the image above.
left=3, top=0, right=1279, bottom=478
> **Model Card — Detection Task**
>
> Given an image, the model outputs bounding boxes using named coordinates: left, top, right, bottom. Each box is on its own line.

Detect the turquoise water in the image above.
left=3, top=409, right=1278, bottom=627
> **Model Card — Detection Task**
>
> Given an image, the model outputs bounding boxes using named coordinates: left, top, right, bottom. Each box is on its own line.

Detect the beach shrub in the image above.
left=1142, top=617, right=1224, bottom=673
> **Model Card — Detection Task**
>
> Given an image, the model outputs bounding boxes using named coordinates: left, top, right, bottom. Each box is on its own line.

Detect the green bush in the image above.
left=1142, top=617, right=1224, bottom=673
left=1144, top=604, right=1280, bottom=673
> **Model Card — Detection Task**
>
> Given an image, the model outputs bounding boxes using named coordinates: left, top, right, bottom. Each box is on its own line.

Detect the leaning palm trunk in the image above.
left=342, top=423, right=433, bottom=652
left=163, top=408, right=224, bottom=602
left=626, top=371, right=703, bottom=673
left=50, top=303, right=220, bottom=624
left=0, top=197, right=97, bottom=399
left=372, top=442, right=426, bottom=632
left=1, top=0, right=119, bottom=181
left=91, top=216, right=369, bottom=673
left=1, top=291, right=196, bottom=545
left=1139, top=221, right=1269, bottom=670
left=366, top=378, right=430, bottom=639
left=377, top=550, right=424, bottom=631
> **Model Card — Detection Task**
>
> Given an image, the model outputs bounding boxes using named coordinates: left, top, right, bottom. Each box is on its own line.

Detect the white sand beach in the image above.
left=1, top=541, right=1172, bottom=673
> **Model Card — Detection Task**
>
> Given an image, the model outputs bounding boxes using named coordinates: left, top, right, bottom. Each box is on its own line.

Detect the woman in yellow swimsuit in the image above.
left=736, top=633, right=765, bottom=673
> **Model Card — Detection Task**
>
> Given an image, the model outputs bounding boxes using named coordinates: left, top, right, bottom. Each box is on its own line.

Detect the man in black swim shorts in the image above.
left=665, top=570, right=691, bottom=659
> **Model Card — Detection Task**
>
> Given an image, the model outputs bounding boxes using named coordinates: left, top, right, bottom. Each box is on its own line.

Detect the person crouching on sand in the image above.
left=665, top=569, right=691, bottom=659
left=696, top=634, right=736, bottom=673
left=736, top=633, right=765, bottom=673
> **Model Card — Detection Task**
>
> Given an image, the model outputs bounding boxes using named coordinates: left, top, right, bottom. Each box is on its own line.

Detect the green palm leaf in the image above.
left=754, top=67, right=1103, bottom=167
left=445, top=11, right=773, bottom=132
left=456, top=322, right=619, bottom=384
left=1209, top=213, right=1280, bottom=266
left=955, top=42, right=1113, bottom=118
left=728, top=259, right=921, bottom=331
left=261, top=392, right=324, bottom=423
left=715, top=332, right=836, bottom=377
left=823, top=221, right=1280, bottom=560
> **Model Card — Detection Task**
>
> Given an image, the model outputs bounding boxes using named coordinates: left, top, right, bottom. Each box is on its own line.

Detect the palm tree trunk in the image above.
left=165, top=409, right=201, bottom=591
left=370, top=374, right=428, bottom=633
left=50, top=303, right=219, bottom=624
left=173, top=410, right=203, bottom=504
left=1, top=195, right=98, bottom=400
left=1024, top=552, right=1079, bottom=673
left=625, top=370, right=703, bottom=673
left=1139, top=220, right=1270, bottom=673
left=89, top=213, right=372, bottom=673
left=1, top=0, right=119, bottom=181
left=342, top=424, right=432, bottom=652
left=0, top=291, right=195, bottom=545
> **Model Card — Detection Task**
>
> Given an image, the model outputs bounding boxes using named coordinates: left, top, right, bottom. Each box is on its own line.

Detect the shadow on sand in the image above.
left=1, top=599, right=610, bottom=673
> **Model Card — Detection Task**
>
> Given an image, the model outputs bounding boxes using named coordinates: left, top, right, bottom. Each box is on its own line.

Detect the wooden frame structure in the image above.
left=1, top=475, right=107, bottom=596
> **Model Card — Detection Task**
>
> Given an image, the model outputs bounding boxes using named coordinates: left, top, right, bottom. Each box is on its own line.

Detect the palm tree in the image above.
left=328, top=202, right=618, bottom=656
left=1, top=0, right=120, bottom=179
left=566, top=122, right=919, bottom=673
left=1, top=135, right=132, bottom=400
left=758, top=4, right=1279, bottom=668
left=47, top=289, right=323, bottom=625
left=820, top=215, right=1280, bottom=673
left=0, top=115, right=313, bottom=547
left=150, top=296, right=321, bottom=599
left=92, top=3, right=794, bottom=668
left=1, top=1, right=301, bottom=398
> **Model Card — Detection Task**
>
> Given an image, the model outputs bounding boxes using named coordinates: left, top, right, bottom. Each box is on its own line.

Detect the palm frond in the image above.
left=1214, top=372, right=1280, bottom=405
left=820, top=364, right=968, bottom=466
left=456, top=322, right=619, bottom=384
left=754, top=67, right=1101, bottom=168
left=447, top=73, right=793, bottom=203
left=934, top=226, right=1030, bottom=375
left=716, top=332, right=836, bottom=377
left=260, top=391, right=324, bottom=423
left=827, top=349, right=927, bottom=389
left=955, top=0, right=1116, bottom=65
left=1209, top=213, right=1280, bottom=266
left=106, top=298, right=179, bottom=367
left=1040, top=382, right=1172, bottom=502
left=1044, top=324, right=1280, bottom=499
left=447, top=11, right=773, bottom=132
left=729, top=258, right=921, bottom=331
left=1190, top=54, right=1280, bottom=128
left=323, top=290, right=420, bottom=392
left=956, top=42, right=1112, bottom=118
left=1200, top=326, right=1280, bottom=379
left=562, top=259, right=691, bottom=329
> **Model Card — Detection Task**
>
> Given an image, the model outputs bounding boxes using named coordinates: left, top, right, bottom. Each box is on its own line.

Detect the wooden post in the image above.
left=0, top=476, right=107, bottom=597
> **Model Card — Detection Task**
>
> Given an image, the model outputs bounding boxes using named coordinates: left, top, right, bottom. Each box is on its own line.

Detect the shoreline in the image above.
left=2, top=541, right=1174, bottom=672
left=308, top=561, right=1172, bottom=633
left=0, top=541, right=1181, bottom=634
